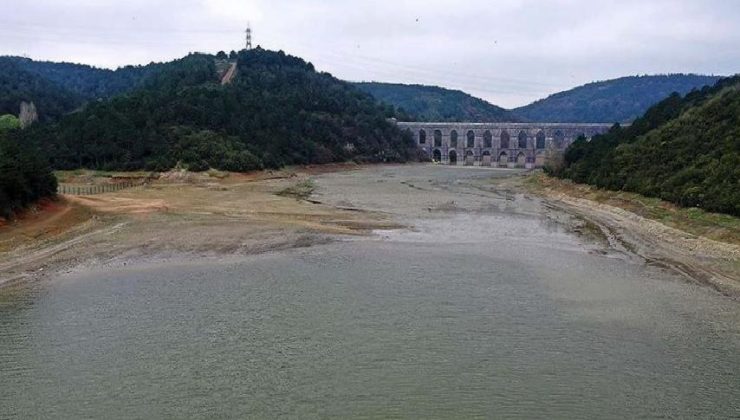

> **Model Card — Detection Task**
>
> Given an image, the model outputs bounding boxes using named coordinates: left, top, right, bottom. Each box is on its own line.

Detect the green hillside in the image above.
left=513, top=74, right=722, bottom=123
left=554, top=76, right=740, bottom=216
left=22, top=49, right=414, bottom=172
left=0, top=125, right=57, bottom=219
left=0, top=56, right=163, bottom=121
left=354, top=82, right=517, bottom=122
left=0, top=59, right=83, bottom=121
left=8, top=56, right=160, bottom=100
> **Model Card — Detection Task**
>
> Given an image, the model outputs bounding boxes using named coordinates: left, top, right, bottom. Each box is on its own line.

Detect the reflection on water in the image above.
left=1, top=167, right=739, bottom=418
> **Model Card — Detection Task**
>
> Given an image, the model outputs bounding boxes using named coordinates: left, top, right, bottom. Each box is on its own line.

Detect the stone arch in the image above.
left=536, top=130, right=546, bottom=149
left=434, top=130, right=443, bottom=147
left=467, top=130, right=475, bottom=148
left=483, top=130, right=493, bottom=148
left=419, top=129, right=426, bottom=145
left=481, top=150, right=492, bottom=166
left=553, top=130, right=565, bottom=149
left=450, top=130, right=458, bottom=148
left=498, top=151, right=508, bottom=166
left=500, top=130, right=510, bottom=149
left=465, top=150, right=475, bottom=166
left=448, top=150, right=458, bottom=165
left=516, top=152, right=527, bottom=167
left=432, top=149, right=442, bottom=162
left=518, top=131, right=528, bottom=149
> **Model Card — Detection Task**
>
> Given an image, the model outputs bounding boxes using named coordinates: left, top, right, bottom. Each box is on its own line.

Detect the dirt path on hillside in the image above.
left=221, top=62, right=237, bottom=85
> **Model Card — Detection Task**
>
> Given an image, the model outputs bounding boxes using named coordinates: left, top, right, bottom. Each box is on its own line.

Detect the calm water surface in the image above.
left=1, top=167, right=739, bottom=418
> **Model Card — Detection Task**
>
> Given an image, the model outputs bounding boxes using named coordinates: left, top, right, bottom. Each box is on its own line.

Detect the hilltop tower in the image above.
left=245, top=23, right=252, bottom=50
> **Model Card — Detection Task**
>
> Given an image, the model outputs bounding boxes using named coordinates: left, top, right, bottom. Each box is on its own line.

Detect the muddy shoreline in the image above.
left=1, top=164, right=738, bottom=298
left=517, top=177, right=740, bottom=298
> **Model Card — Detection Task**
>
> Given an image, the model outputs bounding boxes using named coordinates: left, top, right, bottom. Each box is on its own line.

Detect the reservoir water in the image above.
left=1, top=166, right=738, bottom=418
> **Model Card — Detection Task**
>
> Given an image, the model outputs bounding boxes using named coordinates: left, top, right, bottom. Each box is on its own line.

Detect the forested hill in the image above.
left=513, top=74, right=722, bottom=123
left=0, top=56, right=161, bottom=120
left=354, top=82, right=518, bottom=122
left=7, top=56, right=161, bottom=100
left=553, top=75, right=740, bottom=216
left=0, top=59, right=83, bottom=121
left=22, top=49, right=414, bottom=171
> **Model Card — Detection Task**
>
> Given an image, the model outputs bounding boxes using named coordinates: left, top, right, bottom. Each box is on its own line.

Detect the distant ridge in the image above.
left=512, top=74, right=722, bottom=123
left=1, top=55, right=723, bottom=126
left=354, top=82, right=519, bottom=123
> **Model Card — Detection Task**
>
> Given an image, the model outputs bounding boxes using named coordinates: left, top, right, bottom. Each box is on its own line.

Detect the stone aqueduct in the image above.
left=396, top=122, right=614, bottom=168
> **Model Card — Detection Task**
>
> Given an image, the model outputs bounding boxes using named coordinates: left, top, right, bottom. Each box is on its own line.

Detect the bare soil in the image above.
left=0, top=165, right=398, bottom=288
left=518, top=173, right=740, bottom=297
left=1, top=164, right=738, bottom=298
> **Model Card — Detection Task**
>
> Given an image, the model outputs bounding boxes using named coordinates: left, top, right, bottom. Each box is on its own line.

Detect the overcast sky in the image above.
left=3, top=0, right=739, bottom=107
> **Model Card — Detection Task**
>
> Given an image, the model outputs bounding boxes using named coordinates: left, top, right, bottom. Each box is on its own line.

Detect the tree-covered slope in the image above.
left=0, top=56, right=166, bottom=121
left=513, top=74, right=722, bottom=123
left=0, top=126, right=57, bottom=219
left=23, top=49, right=414, bottom=171
left=0, top=59, right=83, bottom=121
left=7, top=56, right=160, bottom=100
left=354, top=82, right=517, bottom=122
left=554, top=75, right=740, bottom=216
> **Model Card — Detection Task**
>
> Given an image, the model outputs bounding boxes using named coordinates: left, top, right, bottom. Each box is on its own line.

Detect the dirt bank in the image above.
left=518, top=174, right=740, bottom=297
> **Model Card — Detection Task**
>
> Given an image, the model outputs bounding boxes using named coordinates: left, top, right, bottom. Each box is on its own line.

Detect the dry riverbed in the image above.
left=1, top=164, right=738, bottom=297
left=0, top=164, right=400, bottom=288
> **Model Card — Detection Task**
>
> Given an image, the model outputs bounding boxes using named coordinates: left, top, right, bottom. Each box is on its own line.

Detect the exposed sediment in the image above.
left=517, top=175, right=740, bottom=298
left=1, top=164, right=738, bottom=299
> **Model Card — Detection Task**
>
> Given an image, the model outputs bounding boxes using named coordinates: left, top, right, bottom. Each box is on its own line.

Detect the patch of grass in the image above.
left=277, top=179, right=316, bottom=200
left=206, top=169, right=230, bottom=179
left=524, top=173, right=740, bottom=245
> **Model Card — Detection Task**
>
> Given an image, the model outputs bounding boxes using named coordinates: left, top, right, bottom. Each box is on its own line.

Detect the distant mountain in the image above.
left=21, top=49, right=414, bottom=171
left=554, top=75, right=740, bottom=215
left=354, top=82, right=518, bottom=122
left=0, top=56, right=163, bottom=120
left=513, top=74, right=722, bottom=123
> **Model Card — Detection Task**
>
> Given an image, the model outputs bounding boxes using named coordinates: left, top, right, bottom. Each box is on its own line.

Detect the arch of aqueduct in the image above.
left=397, top=122, right=614, bottom=168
